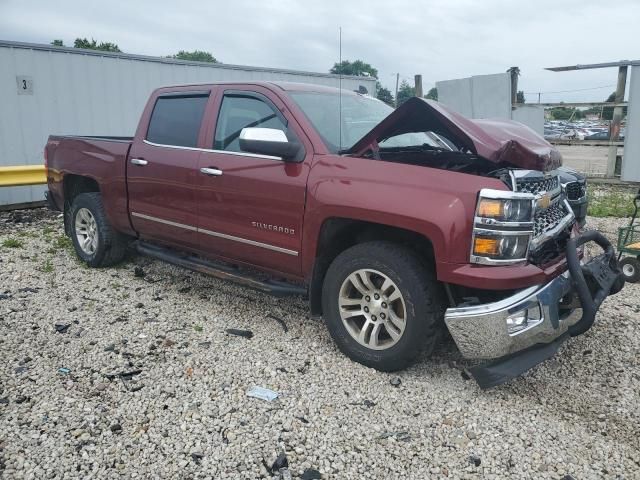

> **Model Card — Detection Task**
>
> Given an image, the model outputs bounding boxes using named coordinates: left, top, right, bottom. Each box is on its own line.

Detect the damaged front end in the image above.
left=346, top=97, right=625, bottom=388
left=346, top=96, right=562, bottom=173
left=445, top=231, right=624, bottom=389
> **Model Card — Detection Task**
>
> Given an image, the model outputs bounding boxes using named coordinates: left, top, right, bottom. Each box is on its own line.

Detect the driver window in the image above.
left=214, top=95, right=288, bottom=152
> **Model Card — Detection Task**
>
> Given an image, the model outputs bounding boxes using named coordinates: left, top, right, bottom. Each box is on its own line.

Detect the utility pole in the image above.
left=507, top=66, right=519, bottom=106
left=606, top=65, right=628, bottom=177
left=414, top=74, right=423, bottom=98
left=394, top=73, right=399, bottom=108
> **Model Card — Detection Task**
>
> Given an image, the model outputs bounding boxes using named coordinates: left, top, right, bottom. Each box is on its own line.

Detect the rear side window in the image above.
left=146, top=94, right=208, bottom=148
left=214, top=95, right=288, bottom=152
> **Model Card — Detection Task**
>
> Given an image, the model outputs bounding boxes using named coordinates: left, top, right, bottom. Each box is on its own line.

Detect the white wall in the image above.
left=0, top=41, right=376, bottom=206
left=437, top=73, right=511, bottom=119
left=622, top=66, right=640, bottom=182
left=512, top=105, right=545, bottom=135
left=436, top=72, right=544, bottom=136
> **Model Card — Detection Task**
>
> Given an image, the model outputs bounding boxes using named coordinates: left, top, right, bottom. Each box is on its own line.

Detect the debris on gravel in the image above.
left=0, top=209, right=639, bottom=478
left=225, top=328, right=254, bottom=338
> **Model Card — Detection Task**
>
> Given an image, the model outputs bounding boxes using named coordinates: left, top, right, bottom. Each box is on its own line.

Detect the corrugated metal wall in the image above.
left=0, top=41, right=376, bottom=206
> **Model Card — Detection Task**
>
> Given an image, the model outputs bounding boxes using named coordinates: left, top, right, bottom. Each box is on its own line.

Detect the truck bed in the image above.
left=46, top=134, right=134, bottom=236
left=48, top=134, right=133, bottom=142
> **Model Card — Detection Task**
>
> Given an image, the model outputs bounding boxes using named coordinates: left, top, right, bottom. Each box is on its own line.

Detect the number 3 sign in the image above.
left=16, top=76, right=33, bottom=95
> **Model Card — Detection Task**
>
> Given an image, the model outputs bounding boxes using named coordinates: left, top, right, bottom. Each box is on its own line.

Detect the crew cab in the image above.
left=45, top=82, right=624, bottom=388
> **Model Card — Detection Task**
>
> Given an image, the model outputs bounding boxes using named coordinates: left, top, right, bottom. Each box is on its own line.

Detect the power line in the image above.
left=523, top=84, right=615, bottom=95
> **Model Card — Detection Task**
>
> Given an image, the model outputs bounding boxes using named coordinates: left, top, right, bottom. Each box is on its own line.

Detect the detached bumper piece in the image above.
left=445, top=231, right=624, bottom=389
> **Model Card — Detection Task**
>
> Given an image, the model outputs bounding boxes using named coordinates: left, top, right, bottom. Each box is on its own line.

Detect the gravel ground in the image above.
left=0, top=209, right=638, bottom=479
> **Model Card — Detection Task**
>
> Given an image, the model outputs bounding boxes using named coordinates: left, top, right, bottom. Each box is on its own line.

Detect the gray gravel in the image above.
left=1, top=209, right=639, bottom=479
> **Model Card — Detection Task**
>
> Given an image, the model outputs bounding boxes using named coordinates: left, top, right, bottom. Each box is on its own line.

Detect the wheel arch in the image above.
left=308, top=217, right=438, bottom=317
left=62, top=174, right=101, bottom=235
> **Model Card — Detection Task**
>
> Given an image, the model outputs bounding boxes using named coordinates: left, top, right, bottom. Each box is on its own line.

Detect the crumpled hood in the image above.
left=347, top=97, right=561, bottom=172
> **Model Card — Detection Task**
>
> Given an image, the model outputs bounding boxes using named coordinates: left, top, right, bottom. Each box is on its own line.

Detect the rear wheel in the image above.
left=322, top=241, right=444, bottom=371
left=69, top=192, right=127, bottom=267
left=620, top=257, right=640, bottom=283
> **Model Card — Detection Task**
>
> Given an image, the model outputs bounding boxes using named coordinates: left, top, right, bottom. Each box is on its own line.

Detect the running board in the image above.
left=136, top=242, right=306, bottom=297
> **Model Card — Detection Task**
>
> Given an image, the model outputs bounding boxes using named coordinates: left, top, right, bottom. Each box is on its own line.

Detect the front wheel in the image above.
left=620, top=256, right=640, bottom=283
left=69, top=192, right=127, bottom=267
left=321, top=241, right=445, bottom=371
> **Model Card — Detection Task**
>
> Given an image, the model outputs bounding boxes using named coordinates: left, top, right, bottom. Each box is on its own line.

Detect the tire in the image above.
left=321, top=241, right=445, bottom=372
left=619, top=257, right=640, bottom=283
left=68, top=192, right=127, bottom=267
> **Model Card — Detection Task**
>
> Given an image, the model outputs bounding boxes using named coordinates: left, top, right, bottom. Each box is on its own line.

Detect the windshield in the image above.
left=290, top=92, right=392, bottom=153
left=290, top=91, right=451, bottom=153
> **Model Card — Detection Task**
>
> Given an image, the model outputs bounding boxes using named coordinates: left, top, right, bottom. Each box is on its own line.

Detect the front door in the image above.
left=127, top=91, right=209, bottom=250
left=196, top=89, right=309, bottom=276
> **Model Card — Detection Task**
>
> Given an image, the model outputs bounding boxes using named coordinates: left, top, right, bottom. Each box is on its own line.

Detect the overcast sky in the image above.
left=1, top=0, right=638, bottom=102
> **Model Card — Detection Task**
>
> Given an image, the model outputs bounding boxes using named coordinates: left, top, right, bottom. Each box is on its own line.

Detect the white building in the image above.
left=0, top=40, right=376, bottom=207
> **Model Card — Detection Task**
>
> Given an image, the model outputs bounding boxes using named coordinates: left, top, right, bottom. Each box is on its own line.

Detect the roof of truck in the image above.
left=155, top=81, right=363, bottom=95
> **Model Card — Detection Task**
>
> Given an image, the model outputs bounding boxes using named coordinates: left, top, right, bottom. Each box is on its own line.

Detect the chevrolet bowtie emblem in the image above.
left=538, top=193, right=551, bottom=209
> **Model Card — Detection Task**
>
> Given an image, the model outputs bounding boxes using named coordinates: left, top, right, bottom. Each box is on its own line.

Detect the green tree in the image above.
left=549, top=106, right=584, bottom=120
left=376, top=82, right=394, bottom=106
left=425, top=87, right=438, bottom=101
left=330, top=60, right=378, bottom=78
left=51, top=39, right=64, bottom=47
left=171, top=50, right=218, bottom=63
left=602, top=92, right=627, bottom=120
left=74, top=38, right=121, bottom=52
left=516, top=90, right=525, bottom=104
left=396, top=80, right=415, bottom=106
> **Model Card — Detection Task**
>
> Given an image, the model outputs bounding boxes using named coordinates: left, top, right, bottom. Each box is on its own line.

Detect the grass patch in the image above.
left=587, top=187, right=636, bottom=218
left=53, top=235, right=74, bottom=253
left=40, top=259, right=54, bottom=273
left=2, top=238, right=24, bottom=249
left=42, top=226, right=55, bottom=236
left=193, top=324, right=203, bottom=333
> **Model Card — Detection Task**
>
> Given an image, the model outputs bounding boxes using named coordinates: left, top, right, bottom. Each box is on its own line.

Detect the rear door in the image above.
left=127, top=90, right=210, bottom=250
left=196, top=88, right=312, bottom=276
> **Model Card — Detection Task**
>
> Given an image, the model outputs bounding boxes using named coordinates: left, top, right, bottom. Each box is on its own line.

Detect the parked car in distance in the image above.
left=45, top=82, right=624, bottom=388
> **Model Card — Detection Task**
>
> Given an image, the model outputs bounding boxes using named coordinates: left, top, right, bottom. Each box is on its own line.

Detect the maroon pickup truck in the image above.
left=45, top=82, right=624, bottom=388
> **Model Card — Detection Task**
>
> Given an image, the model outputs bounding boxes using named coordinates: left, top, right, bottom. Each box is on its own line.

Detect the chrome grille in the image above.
left=565, top=181, right=585, bottom=200
left=533, top=201, right=569, bottom=237
left=516, top=175, right=559, bottom=195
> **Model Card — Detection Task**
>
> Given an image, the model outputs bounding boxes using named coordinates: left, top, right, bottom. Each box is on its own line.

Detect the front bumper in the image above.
left=445, top=231, right=624, bottom=388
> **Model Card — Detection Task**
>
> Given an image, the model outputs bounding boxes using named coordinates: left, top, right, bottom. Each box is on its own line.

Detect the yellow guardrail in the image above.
left=0, top=165, right=47, bottom=187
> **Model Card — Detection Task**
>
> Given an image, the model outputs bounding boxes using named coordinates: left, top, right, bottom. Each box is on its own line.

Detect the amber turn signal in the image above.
left=473, top=237, right=500, bottom=256
left=477, top=198, right=503, bottom=218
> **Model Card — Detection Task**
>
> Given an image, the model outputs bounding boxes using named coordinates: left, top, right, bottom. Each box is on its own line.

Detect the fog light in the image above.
left=506, top=304, right=542, bottom=335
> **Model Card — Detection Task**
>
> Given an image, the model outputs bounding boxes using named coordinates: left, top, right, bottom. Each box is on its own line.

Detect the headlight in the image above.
left=477, top=198, right=533, bottom=223
left=471, top=189, right=535, bottom=265
left=472, top=233, right=530, bottom=260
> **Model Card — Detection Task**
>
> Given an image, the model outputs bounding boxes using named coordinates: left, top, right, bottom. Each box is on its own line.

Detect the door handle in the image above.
left=200, top=167, right=223, bottom=176
left=131, top=158, right=148, bottom=166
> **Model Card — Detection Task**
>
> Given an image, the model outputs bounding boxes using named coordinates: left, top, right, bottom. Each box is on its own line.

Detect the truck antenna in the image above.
left=338, top=26, right=342, bottom=153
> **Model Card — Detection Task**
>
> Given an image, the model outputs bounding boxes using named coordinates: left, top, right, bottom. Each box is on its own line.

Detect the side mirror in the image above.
left=239, top=128, right=301, bottom=161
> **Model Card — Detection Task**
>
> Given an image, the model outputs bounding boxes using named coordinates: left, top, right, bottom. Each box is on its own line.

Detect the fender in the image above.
left=301, top=153, right=509, bottom=280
